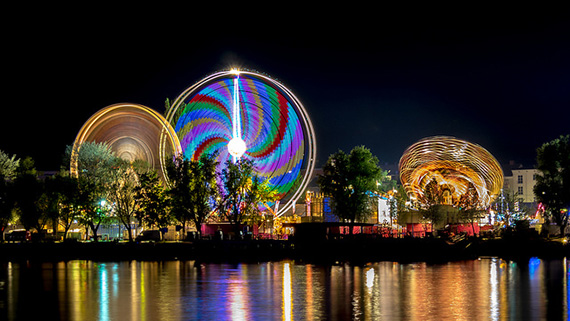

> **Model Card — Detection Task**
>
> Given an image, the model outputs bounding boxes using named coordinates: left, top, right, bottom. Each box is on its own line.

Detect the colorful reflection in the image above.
left=228, top=264, right=249, bottom=320
left=1, top=258, right=569, bottom=320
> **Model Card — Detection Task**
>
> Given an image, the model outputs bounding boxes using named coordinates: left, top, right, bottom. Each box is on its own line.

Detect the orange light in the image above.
left=399, top=136, right=503, bottom=208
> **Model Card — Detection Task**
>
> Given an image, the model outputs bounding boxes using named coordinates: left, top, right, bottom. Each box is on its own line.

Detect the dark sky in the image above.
left=2, top=7, right=569, bottom=171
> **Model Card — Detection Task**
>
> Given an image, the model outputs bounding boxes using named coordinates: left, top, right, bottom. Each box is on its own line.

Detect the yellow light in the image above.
left=399, top=136, right=503, bottom=208
left=70, top=103, right=182, bottom=184
left=230, top=68, right=241, bottom=75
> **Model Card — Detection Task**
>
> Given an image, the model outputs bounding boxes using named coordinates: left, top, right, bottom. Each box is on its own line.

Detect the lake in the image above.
left=1, top=258, right=568, bottom=320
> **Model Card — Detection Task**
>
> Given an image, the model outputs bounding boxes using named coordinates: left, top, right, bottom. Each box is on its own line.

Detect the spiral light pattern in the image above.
left=399, top=136, right=503, bottom=208
left=71, top=103, right=182, bottom=182
left=167, top=70, right=316, bottom=216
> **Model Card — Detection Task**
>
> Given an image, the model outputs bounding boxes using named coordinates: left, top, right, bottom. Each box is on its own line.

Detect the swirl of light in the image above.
left=71, top=103, right=182, bottom=183
left=166, top=70, right=317, bottom=217
left=399, top=136, right=503, bottom=208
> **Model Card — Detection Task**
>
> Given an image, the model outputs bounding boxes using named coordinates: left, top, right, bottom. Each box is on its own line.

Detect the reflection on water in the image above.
left=1, top=258, right=568, bottom=320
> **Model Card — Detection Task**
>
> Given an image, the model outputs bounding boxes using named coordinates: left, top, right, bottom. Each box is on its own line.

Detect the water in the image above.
left=1, top=258, right=568, bottom=320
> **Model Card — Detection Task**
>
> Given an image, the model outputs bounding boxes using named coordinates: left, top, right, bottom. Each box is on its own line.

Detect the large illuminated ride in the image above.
left=71, top=103, right=182, bottom=182
left=166, top=70, right=317, bottom=216
left=399, top=136, right=503, bottom=208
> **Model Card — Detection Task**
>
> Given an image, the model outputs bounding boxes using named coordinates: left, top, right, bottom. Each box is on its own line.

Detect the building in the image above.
left=502, top=161, right=539, bottom=205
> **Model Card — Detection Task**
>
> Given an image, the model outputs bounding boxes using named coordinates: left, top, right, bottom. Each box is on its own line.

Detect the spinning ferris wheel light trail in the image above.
left=71, top=68, right=316, bottom=218
left=399, top=136, right=503, bottom=209
left=228, top=70, right=246, bottom=161
left=166, top=69, right=317, bottom=217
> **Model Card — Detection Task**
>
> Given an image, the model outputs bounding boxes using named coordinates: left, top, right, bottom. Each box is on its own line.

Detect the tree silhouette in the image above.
left=219, top=158, right=276, bottom=237
left=534, top=135, right=570, bottom=236
left=318, top=146, right=384, bottom=233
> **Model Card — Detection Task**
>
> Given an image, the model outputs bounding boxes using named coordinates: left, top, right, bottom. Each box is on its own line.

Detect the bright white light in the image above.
left=228, top=137, right=247, bottom=158
left=365, top=267, right=375, bottom=288
left=283, top=263, right=292, bottom=321
left=230, top=68, right=241, bottom=75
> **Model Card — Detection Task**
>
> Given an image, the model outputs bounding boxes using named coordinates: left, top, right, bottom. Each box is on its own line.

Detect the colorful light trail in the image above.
left=399, top=136, right=503, bottom=208
left=166, top=70, right=316, bottom=216
left=70, top=103, right=182, bottom=183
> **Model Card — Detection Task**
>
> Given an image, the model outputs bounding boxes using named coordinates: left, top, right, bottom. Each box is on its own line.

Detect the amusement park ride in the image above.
left=72, top=69, right=317, bottom=219
left=70, top=68, right=511, bottom=239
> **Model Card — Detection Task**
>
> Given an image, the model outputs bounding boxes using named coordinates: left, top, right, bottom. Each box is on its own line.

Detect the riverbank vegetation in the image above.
left=1, top=135, right=568, bottom=264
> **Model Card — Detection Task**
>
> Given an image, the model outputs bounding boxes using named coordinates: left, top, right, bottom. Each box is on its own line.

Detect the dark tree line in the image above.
left=534, top=135, right=570, bottom=236
left=0, top=142, right=277, bottom=242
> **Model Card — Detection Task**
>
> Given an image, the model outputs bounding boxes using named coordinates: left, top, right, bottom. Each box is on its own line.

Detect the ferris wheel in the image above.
left=165, top=70, right=317, bottom=217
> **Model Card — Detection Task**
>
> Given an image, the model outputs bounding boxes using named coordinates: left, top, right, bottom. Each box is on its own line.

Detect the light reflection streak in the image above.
left=7, top=262, right=15, bottom=320
left=56, top=262, right=66, bottom=320
left=490, top=258, right=499, bottom=321
left=407, top=264, right=419, bottom=320
left=352, top=266, right=362, bottom=319
left=365, top=267, right=374, bottom=288
left=229, top=265, right=249, bottom=321
left=69, top=261, right=83, bottom=320
left=562, top=257, right=570, bottom=320
left=500, top=259, right=508, bottom=319
left=364, top=267, right=375, bottom=319
left=99, top=264, right=109, bottom=321
left=283, top=263, right=292, bottom=321
left=305, top=265, right=313, bottom=320
left=131, top=262, right=138, bottom=321
left=112, top=264, right=118, bottom=297
left=140, top=262, right=146, bottom=321
left=528, top=257, right=544, bottom=320
left=529, top=257, right=541, bottom=280
left=4, top=259, right=570, bottom=320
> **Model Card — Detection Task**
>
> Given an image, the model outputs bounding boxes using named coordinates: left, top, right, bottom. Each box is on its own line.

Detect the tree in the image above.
left=0, top=150, right=20, bottom=238
left=219, top=158, right=254, bottom=236
left=420, top=179, right=445, bottom=233
left=457, top=183, right=484, bottom=236
left=168, top=154, right=226, bottom=238
left=317, top=146, right=385, bottom=233
left=134, top=169, right=172, bottom=237
left=218, top=158, right=276, bottom=236
left=54, top=174, right=81, bottom=241
left=394, top=185, right=410, bottom=228
left=41, top=171, right=81, bottom=240
left=0, top=175, right=15, bottom=238
left=491, top=190, right=529, bottom=227
left=534, top=135, right=570, bottom=236
left=241, top=175, right=278, bottom=228
left=186, top=153, right=219, bottom=235
left=16, top=156, right=37, bottom=177
left=67, top=142, right=117, bottom=241
left=0, top=150, right=20, bottom=180
left=167, top=155, right=194, bottom=237
left=12, top=157, right=45, bottom=233
left=107, top=159, right=140, bottom=242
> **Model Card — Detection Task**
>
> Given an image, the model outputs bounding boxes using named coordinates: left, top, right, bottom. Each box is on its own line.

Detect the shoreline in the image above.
left=1, top=237, right=568, bottom=263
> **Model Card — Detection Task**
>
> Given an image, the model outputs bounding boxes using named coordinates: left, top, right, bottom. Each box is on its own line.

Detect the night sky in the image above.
left=3, top=7, right=569, bottom=171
